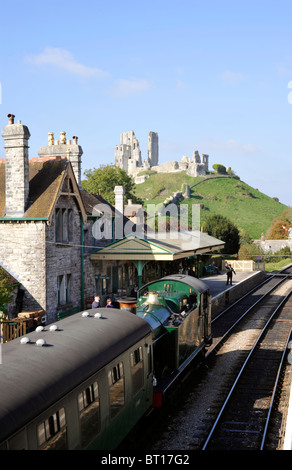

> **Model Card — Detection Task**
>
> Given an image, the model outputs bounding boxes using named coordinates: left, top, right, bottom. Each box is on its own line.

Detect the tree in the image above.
left=266, top=209, right=292, bottom=240
left=81, top=164, right=142, bottom=205
left=202, top=214, right=240, bottom=254
left=0, top=267, right=14, bottom=319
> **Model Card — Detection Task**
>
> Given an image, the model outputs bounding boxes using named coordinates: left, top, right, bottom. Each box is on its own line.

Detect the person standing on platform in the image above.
left=226, top=264, right=236, bottom=285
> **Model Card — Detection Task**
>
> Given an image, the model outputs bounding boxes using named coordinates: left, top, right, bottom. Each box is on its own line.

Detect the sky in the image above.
left=0, top=0, right=292, bottom=206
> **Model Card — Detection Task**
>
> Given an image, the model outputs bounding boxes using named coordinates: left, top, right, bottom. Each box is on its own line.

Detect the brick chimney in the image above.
left=38, top=132, right=83, bottom=186
left=2, top=114, right=30, bottom=217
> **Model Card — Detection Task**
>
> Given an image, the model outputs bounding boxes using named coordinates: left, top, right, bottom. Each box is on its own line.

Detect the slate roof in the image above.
left=0, top=158, right=84, bottom=221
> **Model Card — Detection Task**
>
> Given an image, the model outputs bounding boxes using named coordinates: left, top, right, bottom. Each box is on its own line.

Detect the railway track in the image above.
left=202, top=291, right=292, bottom=450
left=147, top=266, right=292, bottom=451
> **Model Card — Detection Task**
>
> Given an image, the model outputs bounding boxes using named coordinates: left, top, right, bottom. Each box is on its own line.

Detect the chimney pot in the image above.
left=48, top=132, right=54, bottom=146
left=60, top=131, right=66, bottom=144
left=7, top=114, right=15, bottom=124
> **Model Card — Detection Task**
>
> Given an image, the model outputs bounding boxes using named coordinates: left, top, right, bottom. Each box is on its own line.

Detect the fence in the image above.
left=0, top=320, right=27, bottom=343
left=222, top=259, right=265, bottom=272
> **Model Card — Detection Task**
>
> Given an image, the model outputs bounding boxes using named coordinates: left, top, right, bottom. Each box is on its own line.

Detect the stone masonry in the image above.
left=114, top=129, right=209, bottom=182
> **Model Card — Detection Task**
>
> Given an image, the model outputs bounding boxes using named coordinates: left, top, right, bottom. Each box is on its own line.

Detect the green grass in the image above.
left=265, top=258, right=292, bottom=272
left=135, top=173, right=288, bottom=239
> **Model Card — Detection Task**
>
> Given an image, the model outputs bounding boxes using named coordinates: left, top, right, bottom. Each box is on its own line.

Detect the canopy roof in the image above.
left=90, top=230, right=225, bottom=262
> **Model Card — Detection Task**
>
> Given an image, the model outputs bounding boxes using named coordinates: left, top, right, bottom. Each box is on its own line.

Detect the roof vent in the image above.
left=36, top=338, right=46, bottom=347
left=20, top=336, right=31, bottom=344
left=94, top=312, right=103, bottom=319
left=49, top=324, right=59, bottom=331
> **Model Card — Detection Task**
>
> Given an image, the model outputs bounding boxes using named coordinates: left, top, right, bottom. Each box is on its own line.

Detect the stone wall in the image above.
left=211, top=271, right=266, bottom=318
left=45, top=195, right=83, bottom=323
left=0, top=221, right=46, bottom=313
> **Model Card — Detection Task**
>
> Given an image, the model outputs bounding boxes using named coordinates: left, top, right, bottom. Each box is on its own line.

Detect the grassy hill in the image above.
left=134, top=172, right=288, bottom=239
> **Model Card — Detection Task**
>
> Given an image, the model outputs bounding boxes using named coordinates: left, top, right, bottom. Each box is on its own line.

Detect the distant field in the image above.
left=134, top=173, right=287, bottom=239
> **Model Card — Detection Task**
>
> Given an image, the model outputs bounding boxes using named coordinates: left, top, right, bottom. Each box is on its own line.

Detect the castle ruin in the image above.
left=115, top=130, right=209, bottom=182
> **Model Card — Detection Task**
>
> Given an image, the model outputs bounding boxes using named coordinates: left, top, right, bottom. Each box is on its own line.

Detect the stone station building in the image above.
left=0, top=115, right=224, bottom=326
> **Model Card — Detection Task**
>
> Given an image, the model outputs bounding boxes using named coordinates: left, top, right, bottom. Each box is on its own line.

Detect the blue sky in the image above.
left=0, top=0, right=292, bottom=206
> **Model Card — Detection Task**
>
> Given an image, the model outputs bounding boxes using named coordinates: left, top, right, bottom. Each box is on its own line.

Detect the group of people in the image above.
left=91, top=286, right=139, bottom=310
left=206, top=260, right=236, bottom=285
left=91, top=295, right=114, bottom=309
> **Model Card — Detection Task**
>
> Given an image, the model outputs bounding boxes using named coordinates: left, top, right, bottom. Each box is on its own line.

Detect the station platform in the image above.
left=200, top=271, right=256, bottom=298
left=201, top=270, right=267, bottom=319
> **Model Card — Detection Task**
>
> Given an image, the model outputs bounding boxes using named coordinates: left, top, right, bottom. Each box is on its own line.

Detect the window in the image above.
left=130, top=347, right=144, bottom=395
left=78, top=381, right=100, bottom=448
left=57, top=274, right=71, bottom=306
left=108, top=362, right=125, bottom=419
left=37, top=408, right=67, bottom=450
left=55, top=208, right=73, bottom=243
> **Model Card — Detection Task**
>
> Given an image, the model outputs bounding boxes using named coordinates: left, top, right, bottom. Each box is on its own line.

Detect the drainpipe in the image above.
left=80, top=215, right=85, bottom=310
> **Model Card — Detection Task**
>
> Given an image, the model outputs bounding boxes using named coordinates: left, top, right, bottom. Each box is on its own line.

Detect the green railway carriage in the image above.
left=0, top=308, right=153, bottom=450
left=0, top=274, right=212, bottom=450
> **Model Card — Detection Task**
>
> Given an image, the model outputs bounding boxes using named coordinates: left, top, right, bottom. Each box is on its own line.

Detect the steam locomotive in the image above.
left=0, top=274, right=211, bottom=450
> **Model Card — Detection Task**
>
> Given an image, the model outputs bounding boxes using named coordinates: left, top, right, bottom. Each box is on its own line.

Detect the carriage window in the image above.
left=108, top=362, right=125, bottom=419
left=78, top=381, right=100, bottom=448
left=37, top=407, right=67, bottom=450
left=130, top=346, right=144, bottom=395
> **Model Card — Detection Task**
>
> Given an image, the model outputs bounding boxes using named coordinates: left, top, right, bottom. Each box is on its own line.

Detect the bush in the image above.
left=212, top=164, right=227, bottom=174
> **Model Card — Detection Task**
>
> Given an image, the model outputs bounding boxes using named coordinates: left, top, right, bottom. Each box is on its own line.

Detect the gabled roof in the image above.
left=0, top=158, right=87, bottom=223
left=90, top=230, right=225, bottom=261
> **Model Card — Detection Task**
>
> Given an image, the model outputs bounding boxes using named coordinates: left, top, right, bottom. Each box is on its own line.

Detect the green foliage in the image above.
left=212, top=164, right=227, bottom=174
left=135, top=173, right=287, bottom=239
left=81, top=164, right=142, bottom=206
left=202, top=214, right=240, bottom=254
left=266, top=208, right=292, bottom=239
left=0, top=268, right=14, bottom=318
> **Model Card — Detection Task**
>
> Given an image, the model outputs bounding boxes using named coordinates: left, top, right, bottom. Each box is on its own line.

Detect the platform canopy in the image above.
left=90, top=230, right=225, bottom=287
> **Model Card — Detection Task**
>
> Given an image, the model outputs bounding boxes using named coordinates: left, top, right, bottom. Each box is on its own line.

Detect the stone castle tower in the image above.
left=115, top=130, right=158, bottom=175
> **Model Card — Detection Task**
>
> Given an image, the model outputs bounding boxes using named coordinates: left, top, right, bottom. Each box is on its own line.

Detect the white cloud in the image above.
left=26, top=47, right=109, bottom=79
left=219, top=70, right=245, bottom=84
left=107, top=78, right=151, bottom=97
